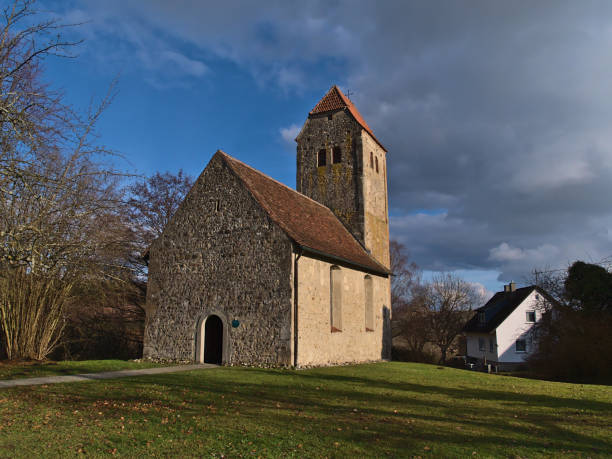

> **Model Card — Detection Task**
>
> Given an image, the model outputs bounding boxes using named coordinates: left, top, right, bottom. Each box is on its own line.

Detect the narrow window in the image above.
left=364, top=275, right=374, bottom=331
left=515, top=339, right=527, bottom=353
left=328, top=114, right=333, bottom=120
left=318, top=149, right=327, bottom=167
left=375, top=156, right=379, bottom=173
left=478, top=311, right=485, bottom=323
left=330, top=266, right=342, bottom=332
left=526, top=311, right=536, bottom=322
left=489, top=338, right=495, bottom=353
left=370, top=151, right=373, bottom=168
left=332, top=146, right=342, bottom=164
left=478, top=338, right=485, bottom=351
left=215, top=200, right=220, bottom=212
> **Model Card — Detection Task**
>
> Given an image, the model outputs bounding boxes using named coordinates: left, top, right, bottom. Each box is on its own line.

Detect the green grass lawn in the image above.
left=0, top=359, right=169, bottom=380
left=0, top=362, right=610, bottom=458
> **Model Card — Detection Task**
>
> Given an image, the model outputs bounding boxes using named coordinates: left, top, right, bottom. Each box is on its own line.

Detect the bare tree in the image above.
left=425, top=273, right=481, bottom=364
left=389, top=240, right=419, bottom=313
left=389, top=241, right=432, bottom=360
left=128, top=170, right=194, bottom=255
left=0, top=1, right=130, bottom=360
left=392, top=283, right=431, bottom=358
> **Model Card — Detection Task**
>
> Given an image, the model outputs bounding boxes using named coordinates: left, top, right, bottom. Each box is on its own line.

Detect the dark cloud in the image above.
left=70, top=0, right=612, bottom=281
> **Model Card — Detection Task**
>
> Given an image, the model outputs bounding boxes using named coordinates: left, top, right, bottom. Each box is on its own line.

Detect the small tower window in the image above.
left=370, top=152, right=373, bottom=169
left=318, top=149, right=327, bottom=167
left=375, top=156, right=379, bottom=173
left=332, top=146, right=342, bottom=164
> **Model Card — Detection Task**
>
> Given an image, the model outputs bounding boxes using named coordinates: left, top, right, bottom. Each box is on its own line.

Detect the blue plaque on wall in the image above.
left=231, top=319, right=240, bottom=328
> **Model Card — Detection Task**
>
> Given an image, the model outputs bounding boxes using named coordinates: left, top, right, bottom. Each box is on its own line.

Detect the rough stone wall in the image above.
left=295, top=253, right=391, bottom=366
left=143, top=154, right=294, bottom=366
left=361, top=132, right=390, bottom=268
left=296, top=110, right=365, bottom=244
left=296, top=110, right=390, bottom=269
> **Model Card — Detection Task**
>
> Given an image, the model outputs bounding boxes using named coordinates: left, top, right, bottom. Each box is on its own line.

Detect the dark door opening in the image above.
left=204, top=315, right=223, bottom=364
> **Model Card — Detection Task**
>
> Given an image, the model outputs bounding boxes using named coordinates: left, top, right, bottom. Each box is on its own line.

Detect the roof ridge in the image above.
left=216, top=150, right=340, bottom=214
left=216, top=150, right=389, bottom=274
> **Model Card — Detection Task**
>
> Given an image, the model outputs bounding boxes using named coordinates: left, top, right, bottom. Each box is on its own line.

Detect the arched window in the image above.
left=330, top=266, right=342, bottom=332
left=364, top=275, right=374, bottom=331
left=375, top=156, right=379, bottom=173
left=318, top=149, right=327, bottom=167
left=332, top=146, right=342, bottom=164
left=370, top=151, right=374, bottom=169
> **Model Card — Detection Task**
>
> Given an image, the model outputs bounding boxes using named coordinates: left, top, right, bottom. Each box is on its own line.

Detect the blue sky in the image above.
left=37, top=0, right=612, bottom=296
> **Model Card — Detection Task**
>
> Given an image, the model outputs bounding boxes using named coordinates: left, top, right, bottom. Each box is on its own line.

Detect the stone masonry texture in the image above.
left=296, top=110, right=366, bottom=246
left=144, top=87, right=392, bottom=367
left=143, top=154, right=294, bottom=366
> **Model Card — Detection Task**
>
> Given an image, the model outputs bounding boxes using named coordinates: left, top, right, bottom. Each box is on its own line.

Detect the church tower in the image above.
left=296, top=86, right=390, bottom=268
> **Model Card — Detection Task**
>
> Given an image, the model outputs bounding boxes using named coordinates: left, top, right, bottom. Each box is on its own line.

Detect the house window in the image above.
left=478, top=311, right=485, bottom=323
left=332, top=146, right=342, bottom=164
left=489, top=338, right=495, bottom=353
left=370, top=152, right=373, bottom=169
left=515, top=339, right=527, bottom=353
left=328, top=114, right=333, bottom=120
left=330, top=266, right=342, bottom=332
left=478, top=338, right=485, bottom=352
left=375, top=157, right=379, bottom=173
left=526, top=311, right=536, bottom=322
left=364, top=275, right=374, bottom=331
left=318, top=149, right=327, bottom=167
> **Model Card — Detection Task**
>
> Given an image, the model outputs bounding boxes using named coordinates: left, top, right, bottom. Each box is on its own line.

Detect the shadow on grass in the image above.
left=7, top=365, right=611, bottom=457
left=276, top=366, right=612, bottom=414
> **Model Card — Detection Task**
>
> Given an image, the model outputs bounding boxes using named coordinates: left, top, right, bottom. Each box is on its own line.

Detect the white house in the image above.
left=463, top=282, right=553, bottom=371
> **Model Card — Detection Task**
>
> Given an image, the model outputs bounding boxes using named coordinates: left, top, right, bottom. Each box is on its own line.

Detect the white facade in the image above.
left=466, top=289, right=546, bottom=364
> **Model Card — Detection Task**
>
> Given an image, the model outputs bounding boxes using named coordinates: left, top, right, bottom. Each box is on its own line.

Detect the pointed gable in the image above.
left=217, top=151, right=389, bottom=275
left=462, top=286, right=558, bottom=333
left=309, top=85, right=386, bottom=151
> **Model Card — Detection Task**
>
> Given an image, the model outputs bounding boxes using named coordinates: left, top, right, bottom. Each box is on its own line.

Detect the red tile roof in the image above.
left=218, top=151, right=389, bottom=275
left=309, top=85, right=386, bottom=152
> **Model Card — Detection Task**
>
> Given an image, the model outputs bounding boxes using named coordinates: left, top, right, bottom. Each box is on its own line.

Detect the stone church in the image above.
left=143, top=86, right=392, bottom=367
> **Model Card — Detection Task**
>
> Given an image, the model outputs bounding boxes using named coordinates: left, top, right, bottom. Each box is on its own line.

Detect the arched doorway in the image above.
left=203, top=315, right=223, bottom=364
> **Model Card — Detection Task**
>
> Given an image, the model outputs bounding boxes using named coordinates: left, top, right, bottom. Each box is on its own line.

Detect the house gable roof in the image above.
left=309, top=85, right=386, bottom=152
left=463, top=286, right=539, bottom=334
left=218, top=151, right=390, bottom=275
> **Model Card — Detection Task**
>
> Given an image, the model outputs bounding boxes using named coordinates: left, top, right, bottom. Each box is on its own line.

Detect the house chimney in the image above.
left=504, top=284, right=510, bottom=292
left=509, top=281, right=516, bottom=292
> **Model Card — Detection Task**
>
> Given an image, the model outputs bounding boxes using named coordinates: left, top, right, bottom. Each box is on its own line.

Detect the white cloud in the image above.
left=50, top=0, right=612, bottom=283
left=55, top=5, right=211, bottom=89
left=489, top=242, right=526, bottom=262
left=159, top=50, right=208, bottom=77
left=279, top=124, right=300, bottom=146
left=489, top=243, right=559, bottom=264
left=469, top=281, right=495, bottom=303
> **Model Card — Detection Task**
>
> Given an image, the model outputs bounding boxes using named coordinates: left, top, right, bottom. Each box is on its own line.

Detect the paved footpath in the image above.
left=0, top=364, right=217, bottom=388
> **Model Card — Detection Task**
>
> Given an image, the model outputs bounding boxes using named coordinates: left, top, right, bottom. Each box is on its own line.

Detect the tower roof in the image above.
left=309, top=85, right=386, bottom=151
left=217, top=151, right=390, bottom=275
